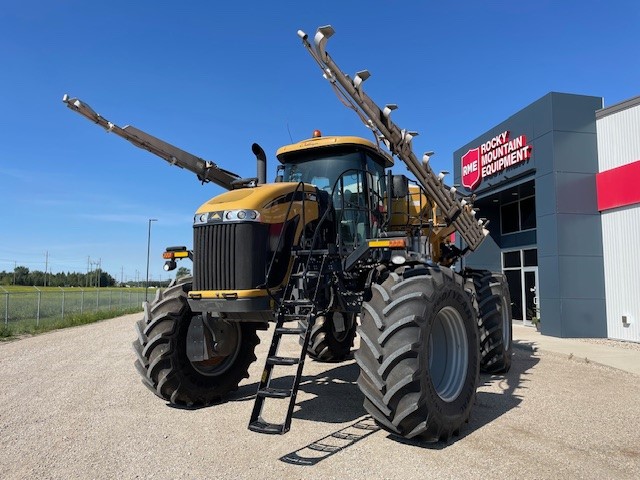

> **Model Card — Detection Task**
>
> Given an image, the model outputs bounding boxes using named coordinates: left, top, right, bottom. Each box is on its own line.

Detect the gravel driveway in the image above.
left=1, top=313, right=639, bottom=479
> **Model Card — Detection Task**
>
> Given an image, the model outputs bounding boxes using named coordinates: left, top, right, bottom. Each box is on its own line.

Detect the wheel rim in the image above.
left=429, top=306, right=469, bottom=402
left=190, top=320, right=242, bottom=377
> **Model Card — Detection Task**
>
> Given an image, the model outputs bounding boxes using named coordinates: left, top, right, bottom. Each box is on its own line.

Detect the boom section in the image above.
left=298, top=26, right=487, bottom=251
left=62, top=95, right=240, bottom=190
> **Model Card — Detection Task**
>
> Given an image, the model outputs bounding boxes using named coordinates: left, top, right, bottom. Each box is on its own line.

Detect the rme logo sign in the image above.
left=461, top=131, right=532, bottom=190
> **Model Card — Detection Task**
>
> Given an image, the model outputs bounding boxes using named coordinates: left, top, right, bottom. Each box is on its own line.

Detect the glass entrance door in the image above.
left=523, top=268, right=539, bottom=325
left=502, top=248, right=538, bottom=325
left=504, top=270, right=522, bottom=321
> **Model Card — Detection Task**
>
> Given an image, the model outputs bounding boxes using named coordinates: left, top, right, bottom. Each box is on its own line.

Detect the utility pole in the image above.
left=145, top=219, right=158, bottom=302
left=13, top=261, right=16, bottom=286
left=88, top=258, right=100, bottom=288
left=44, top=251, right=49, bottom=287
left=121, top=266, right=124, bottom=286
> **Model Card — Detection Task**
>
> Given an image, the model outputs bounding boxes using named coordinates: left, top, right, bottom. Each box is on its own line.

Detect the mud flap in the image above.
left=186, top=315, right=206, bottom=362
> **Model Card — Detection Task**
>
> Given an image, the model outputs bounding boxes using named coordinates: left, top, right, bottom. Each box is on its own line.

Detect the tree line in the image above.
left=0, top=266, right=118, bottom=287
left=2, top=266, right=117, bottom=287
left=1, top=265, right=184, bottom=288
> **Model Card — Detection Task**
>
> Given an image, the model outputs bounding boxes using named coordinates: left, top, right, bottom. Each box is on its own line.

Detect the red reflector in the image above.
left=312, top=129, right=322, bottom=138
left=388, top=239, right=406, bottom=248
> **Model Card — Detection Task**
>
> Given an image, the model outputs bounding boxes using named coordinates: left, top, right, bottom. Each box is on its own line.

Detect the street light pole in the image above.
left=145, top=218, right=158, bottom=302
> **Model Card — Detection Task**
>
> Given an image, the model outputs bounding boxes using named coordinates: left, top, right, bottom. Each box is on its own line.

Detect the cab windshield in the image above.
left=282, top=149, right=363, bottom=193
left=282, top=147, right=386, bottom=247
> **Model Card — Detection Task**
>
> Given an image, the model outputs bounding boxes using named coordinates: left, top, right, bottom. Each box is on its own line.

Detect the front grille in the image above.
left=193, top=223, right=269, bottom=291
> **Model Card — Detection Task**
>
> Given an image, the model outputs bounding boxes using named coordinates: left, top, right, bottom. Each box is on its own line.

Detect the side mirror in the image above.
left=391, top=175, right=409, bottom=198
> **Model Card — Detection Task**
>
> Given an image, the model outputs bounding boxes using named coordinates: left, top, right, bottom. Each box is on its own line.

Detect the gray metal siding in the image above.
left=455, top=92, right=606, bottom=338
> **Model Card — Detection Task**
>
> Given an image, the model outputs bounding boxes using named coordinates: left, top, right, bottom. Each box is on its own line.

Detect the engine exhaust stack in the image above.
left=252, top=143, right=267, bottom=185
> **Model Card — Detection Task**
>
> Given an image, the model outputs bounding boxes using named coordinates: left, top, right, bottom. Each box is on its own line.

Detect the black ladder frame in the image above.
left=248, top=250, right=328, bottom=434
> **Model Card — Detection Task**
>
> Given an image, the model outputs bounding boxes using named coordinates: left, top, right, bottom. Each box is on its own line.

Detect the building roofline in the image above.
left=596, top=95, right=640, bottom=119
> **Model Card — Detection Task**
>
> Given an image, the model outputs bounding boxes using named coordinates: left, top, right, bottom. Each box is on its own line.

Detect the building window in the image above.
left=501, top=195, right=536, bottom=234
left=503, top=250, right=521, bottom=268
left=520, top=197, right=536, bottom=230
left=523, top=248, right=538, bottom=266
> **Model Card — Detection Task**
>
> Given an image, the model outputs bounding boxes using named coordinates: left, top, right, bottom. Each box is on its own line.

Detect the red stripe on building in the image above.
left=596, top=160, right=640, bottom=211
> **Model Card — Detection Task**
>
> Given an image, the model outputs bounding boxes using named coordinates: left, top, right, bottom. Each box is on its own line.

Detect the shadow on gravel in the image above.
left=279, top=415, right=380, bottom=466
left=276, top=344, right=541, bottom=464
left=227, top=362, right=366, bottom=422
left=165, top=359, right=363, bottom=412
left=170, top=341, right=540, bottom=463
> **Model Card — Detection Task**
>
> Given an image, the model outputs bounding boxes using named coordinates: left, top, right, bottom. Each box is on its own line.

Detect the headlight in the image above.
left=223, top=210, right=261, bottom=222
left=194, top=210, right=261, bottom=224
left=193, top=213, right=209, bottom=225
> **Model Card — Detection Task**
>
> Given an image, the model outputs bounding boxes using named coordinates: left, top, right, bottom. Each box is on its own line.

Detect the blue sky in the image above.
left=0, top=1, right=638, bottom=283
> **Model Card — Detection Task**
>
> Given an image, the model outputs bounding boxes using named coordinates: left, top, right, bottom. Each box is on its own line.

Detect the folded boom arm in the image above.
left=62, top=95, right=240, bottom=190
left=298, top=26, right=487, bottom=251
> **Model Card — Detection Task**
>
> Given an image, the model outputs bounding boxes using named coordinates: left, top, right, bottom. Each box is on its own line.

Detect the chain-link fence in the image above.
left=0, top=287, right=146, bottom=328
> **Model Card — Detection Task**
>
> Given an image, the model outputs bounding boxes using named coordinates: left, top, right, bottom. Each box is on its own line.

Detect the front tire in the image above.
left=132, top=277, right=260, bottom=406
left=355, top=265, right=479, bottom=442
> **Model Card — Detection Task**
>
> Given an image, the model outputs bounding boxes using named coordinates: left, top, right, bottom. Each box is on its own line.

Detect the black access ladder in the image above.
left=248, top=249, right=328, bottom=434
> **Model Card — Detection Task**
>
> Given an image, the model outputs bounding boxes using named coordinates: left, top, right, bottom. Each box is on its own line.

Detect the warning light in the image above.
left=312, top=130, right=322, bottom=138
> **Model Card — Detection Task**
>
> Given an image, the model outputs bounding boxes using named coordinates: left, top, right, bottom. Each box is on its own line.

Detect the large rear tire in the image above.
left=132, top=276, right=260, bottom=406
left=355, top=265, right=479, bottom=442
left=465, top=270, right=512, bottom=374
left=299, top=312, right=357, bottom=362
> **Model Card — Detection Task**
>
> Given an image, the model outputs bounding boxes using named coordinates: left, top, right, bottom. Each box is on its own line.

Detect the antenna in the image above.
left=286, top=122, right=293, bottom=142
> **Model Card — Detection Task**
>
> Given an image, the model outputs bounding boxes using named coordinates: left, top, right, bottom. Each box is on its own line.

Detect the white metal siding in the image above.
left=597, top=103, right=640, bottom=342
left=597, top=105, right=640, bottom=171
left=601, top=207, right=640, bottom=341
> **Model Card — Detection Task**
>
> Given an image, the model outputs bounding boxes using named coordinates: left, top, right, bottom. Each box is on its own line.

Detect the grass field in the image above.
left=0, top=286, right=151, bottom=339
left=0, top=285, right=152, bottom=293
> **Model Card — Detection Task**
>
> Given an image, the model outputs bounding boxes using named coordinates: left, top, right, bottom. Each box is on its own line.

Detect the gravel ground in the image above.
left=1, top=314, right=639, bottom=479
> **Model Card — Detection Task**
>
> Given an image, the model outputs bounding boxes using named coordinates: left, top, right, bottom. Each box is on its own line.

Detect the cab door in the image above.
left=335, top=169, right=367, bottom=249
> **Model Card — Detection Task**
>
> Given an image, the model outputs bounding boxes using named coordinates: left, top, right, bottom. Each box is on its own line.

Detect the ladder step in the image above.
left=257, top=387, right=292, bottom=398
left=267, top=356, right=299, bottom=366
left=248, top=419, right=287, bottom=435
left=283, top=300, right=314, bottom=307
left=275, top=326, right=306, bottom=335
left=282, top=313, right=309, bottom=321
left=292, top=249, right=329, bottom=256
left=290, top=271, right=320, bottom=278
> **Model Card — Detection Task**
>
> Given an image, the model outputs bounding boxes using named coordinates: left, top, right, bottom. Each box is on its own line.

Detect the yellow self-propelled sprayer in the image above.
left=63, top=25, right=512, bottom=443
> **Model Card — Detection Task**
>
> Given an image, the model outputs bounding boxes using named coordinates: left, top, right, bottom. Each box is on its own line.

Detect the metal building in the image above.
left=596, top=96, right=640, bottom=342
left=454, top=92, right=608, bottom=338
